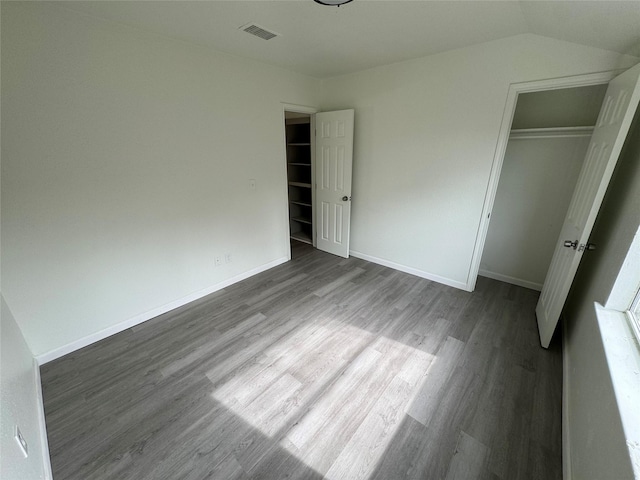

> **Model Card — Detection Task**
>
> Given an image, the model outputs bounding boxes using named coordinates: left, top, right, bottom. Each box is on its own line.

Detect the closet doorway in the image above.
left=284, top=110, right=315, bottom=249
left=473, top=65, right=640, bottom=347
left=479, top=84, right=608, bottom=291
left=283, top=107, right=355, bottom=260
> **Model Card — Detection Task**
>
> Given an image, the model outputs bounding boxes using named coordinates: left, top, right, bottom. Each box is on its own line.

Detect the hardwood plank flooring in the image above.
left=41, top=241, right=562, bottom=480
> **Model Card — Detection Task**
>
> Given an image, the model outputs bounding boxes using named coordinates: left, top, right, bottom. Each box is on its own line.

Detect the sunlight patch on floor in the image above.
left=209, top=317, right=434, bottom=479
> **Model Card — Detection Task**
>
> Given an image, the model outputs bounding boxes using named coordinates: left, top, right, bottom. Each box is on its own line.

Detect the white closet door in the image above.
left=315, top=109, right=354, bottom=258
left=535, top=64, right=640, bottom=348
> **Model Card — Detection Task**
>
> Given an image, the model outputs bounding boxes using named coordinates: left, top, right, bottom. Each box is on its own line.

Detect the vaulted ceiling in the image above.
left=56, top=1, right=640, bottom=78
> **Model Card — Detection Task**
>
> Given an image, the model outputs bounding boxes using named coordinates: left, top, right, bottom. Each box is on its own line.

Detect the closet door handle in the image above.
left=342, top=196, right=351, bottom=202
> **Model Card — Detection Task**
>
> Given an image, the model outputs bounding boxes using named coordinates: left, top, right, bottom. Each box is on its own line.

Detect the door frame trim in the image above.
left=465, top=70, right=621, bottom=292
left=281, top=103, right=319, bottom=259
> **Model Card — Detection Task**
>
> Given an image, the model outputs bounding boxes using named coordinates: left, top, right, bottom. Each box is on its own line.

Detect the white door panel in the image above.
left=315, top=110, right=354, bottom=258
left=536, top=64, right=640, bottom=348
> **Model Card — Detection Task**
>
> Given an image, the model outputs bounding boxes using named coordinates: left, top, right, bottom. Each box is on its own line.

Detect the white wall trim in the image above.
left=280, top=102, right=319, bottom=115
left=36, top=256, right=289, bottom=365
left=465, top=70, right=619, bottom=292
left=562, top=316, right=573, bottom=480
left=595, top=303, right=640, bottom=479
left=606, top=225, right=640, bottom=311
left=478, top=269, right=542, bottom=291
left=349, top=250, right=469, bottom=291
left=509, top=126, right=595, bottom=140
left=33, top=359, right=53, bottom=479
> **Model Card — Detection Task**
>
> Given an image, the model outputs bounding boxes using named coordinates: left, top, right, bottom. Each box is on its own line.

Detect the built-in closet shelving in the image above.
left=285, top=116, right=313, bottom=245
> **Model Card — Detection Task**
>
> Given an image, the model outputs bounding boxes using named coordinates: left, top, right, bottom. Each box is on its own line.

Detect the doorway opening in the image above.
left=282, top=107, right=355, bottom=261
left=478, top=84, right=608, bottom=291
left=284, top=110, right=315, bottom=258
left=469, top=66, right=640, bottom=348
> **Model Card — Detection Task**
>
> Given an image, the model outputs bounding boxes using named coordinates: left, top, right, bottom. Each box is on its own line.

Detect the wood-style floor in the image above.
left=41, top=241, right=562, bottom=480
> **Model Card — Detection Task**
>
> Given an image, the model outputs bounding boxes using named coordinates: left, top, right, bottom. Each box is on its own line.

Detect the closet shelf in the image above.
left=290, top=200, right=312, bottom=207
left=287, top=143, right=311, bottom=146
left=291, top=231, right=312, bottom=244
left=288, top=181, right=312, bottom=188
left=291, top=217, right=312, bottom=225
left=288, top=163, right=311, bottom=166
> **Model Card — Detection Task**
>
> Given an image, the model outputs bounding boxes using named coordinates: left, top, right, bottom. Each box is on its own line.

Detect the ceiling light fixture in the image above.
left=313, top=0, right=353, bottom=6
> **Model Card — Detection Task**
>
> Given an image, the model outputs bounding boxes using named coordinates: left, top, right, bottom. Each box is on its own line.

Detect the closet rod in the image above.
left=510, top=126, right=594, bottom=140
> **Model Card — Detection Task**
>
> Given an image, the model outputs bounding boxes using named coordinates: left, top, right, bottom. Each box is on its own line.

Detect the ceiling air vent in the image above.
left=239, top=23, right=279, bottom=41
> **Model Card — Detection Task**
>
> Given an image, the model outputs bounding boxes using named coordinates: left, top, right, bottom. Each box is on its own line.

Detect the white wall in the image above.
left=562, top=110, right=640, bottom=479
left=0, top=295, right=51, bottom=480
left=511, top=84, right=607, bottom=129
left=479, top=134, right=590, bottom=290
left=1, top=2, right=321, bottom=359
left=320, top=34, right=637, bottom=289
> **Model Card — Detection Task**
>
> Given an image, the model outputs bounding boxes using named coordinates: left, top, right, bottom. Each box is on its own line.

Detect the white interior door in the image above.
left=535, top=64, right=640, bottom=348
left=315, top=109, right=354, bottom=258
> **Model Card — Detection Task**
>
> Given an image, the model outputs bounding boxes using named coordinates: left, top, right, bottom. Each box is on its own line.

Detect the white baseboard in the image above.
left=562, top=318, right=572, bottom=480
left=349, top=250, right=469, bottom=291
left=36, top=256, right=289, bottom=365
left=478, top=269, right=542, bottom=291
left=33, top=359, right=53, bottom=479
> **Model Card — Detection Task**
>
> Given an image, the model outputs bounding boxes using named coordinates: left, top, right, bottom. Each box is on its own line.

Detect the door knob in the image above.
left=342, top=196, right=351, bottom=201
left=563, top=240, right=578, bottom=250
